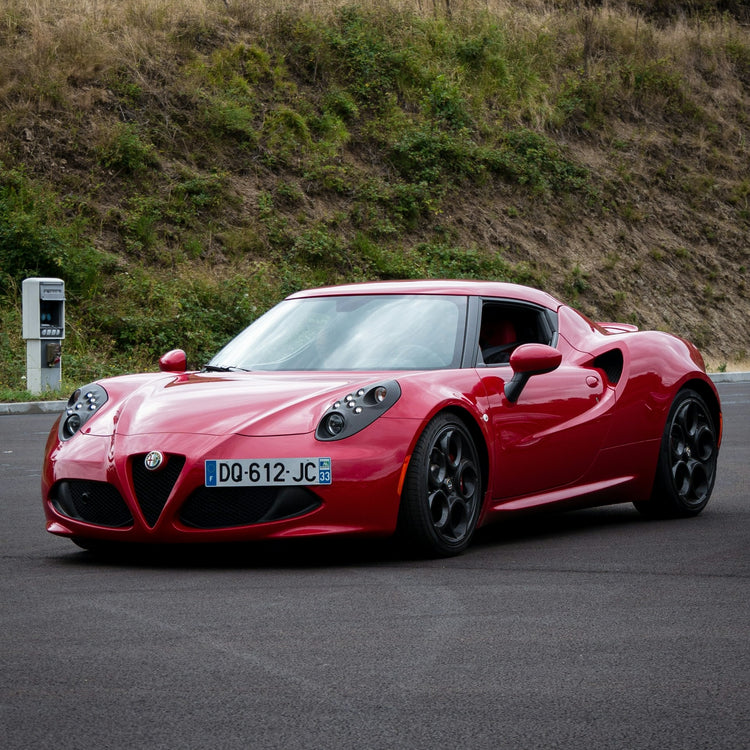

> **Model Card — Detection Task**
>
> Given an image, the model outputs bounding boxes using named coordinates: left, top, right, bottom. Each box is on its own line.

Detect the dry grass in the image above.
left=1, top=0, right=743, bottom=91
left=0, top=1, right=214, bottom=91
left=705, top=357, right=750, bottom=373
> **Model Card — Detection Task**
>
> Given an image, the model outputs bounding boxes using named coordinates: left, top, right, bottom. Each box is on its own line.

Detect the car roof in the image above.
left=286, top=279, right=562, bottom=310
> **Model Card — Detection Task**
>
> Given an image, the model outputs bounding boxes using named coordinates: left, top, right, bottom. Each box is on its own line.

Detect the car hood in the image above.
left=94, top=371, right=380, bottom=437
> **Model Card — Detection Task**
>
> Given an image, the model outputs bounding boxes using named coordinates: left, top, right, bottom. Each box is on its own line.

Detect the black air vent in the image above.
left=593, top=349, right=624, bottom=385
left=180, top=486, right=320, bottom=529
left=51, top=480, right=133, bottom=528
left=131, top=453, right=186, bottom=527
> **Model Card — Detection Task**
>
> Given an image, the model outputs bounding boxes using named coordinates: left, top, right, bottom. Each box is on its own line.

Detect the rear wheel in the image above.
left=635, top=389, right=718, bottom=518
left=399, top=414, right=483, bottom=557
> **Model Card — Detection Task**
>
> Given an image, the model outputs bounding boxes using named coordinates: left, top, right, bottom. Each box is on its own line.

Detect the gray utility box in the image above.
left=22, top=278, right=66, bottom=340
left=22, top=277, right=65, bottom=394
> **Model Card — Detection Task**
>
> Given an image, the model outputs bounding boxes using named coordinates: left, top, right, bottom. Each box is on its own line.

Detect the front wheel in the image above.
left=398, top=414, right=483, bottom=557
left=635, top=389, right=718, bottom=518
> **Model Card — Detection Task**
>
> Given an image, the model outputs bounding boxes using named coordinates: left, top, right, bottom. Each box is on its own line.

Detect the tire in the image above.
left=399, top=414, right=483, bottom=557
left=635, top=388, right=718, bottom=518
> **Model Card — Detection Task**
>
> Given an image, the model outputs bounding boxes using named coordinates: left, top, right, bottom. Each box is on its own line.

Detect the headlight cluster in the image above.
left=315, top=380, right=401, bottom=441
left=59, top=383, right=108, bottom=441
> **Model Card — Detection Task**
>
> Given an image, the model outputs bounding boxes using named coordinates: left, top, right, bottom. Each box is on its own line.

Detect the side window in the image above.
left=479, top=302, right=553, bottom=365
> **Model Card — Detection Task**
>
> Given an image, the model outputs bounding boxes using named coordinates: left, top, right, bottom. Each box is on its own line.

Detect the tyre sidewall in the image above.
left=651, top=388, right=717, bottom=517
left=400, top=414, right=482, bottom=557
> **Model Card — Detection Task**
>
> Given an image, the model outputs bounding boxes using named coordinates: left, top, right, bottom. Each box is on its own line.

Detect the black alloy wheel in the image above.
left=399, top=414, right=483, bottom=556
left=635, top=388, right=718, bottom=518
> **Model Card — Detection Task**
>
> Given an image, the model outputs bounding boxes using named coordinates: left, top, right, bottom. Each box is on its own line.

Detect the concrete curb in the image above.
left=0, top=400, right=66, bottom=415
left=708, top=371, right=750, bottom=383
left=1, top=372, right=748, bottom=416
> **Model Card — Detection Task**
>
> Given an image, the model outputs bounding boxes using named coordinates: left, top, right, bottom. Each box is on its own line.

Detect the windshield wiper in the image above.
left=202, top=364, right=251, bottom=373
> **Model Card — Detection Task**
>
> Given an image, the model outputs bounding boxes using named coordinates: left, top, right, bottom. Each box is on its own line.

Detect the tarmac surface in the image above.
left=0, top=382, right=748, bottom=750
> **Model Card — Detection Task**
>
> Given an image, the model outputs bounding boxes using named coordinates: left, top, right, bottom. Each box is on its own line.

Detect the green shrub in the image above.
left=122, top=195, right=162, bottom=255
left=556, top=72, right=613, bottom=132
left=391, top=125, right=482, bottom=184
left=486, top=129, right=590, bottom=193
left=204, top=97, right=258, bottom=143
left=0, top=166, right=101, bottom=294
left=206, top=43, right=273, bottom=89
left=97, top=123, right=157, bottom=173
left=324, top=7, right=404, bottom=107
left=423, top=74, right=472, bottom=131
left=170, top=171, right=229, bottom=220
left=262, top=106, right=312, bottom=167
left=290, top=227, right=345, bottom=268
left=323, top=88, right=360, bottom=122
left=418, top=242, right=543, bottom=286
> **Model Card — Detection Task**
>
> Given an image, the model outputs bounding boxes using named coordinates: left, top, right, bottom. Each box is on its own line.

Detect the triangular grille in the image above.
left=131, top=453, right=186, bottom=527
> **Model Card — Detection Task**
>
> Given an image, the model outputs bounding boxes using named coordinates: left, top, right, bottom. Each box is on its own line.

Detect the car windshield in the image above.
left=208, top=294, right=468, bottom=371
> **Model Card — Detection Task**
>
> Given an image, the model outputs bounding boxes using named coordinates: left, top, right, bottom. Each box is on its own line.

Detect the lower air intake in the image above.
left=51, top=480, right=133, bottom=528
left=179, top=486, right=320, bottom=529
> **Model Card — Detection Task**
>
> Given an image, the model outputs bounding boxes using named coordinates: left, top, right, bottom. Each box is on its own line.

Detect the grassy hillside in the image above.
left=1, top=0, right=748, bottom=397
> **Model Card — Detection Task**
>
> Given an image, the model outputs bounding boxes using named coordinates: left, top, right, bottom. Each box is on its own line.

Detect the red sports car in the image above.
left=42, top=280, right=722, bottom=556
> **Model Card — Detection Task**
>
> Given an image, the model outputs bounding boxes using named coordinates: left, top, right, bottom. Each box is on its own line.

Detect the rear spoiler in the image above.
left=598, top=322, right=639, bottom=334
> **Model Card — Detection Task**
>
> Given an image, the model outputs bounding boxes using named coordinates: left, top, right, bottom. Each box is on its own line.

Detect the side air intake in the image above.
left=592, top=349, right=624, bottom=385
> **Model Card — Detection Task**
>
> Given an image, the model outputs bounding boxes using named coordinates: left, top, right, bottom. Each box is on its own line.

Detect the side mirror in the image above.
left=505, top=344, right=562, bottom=403
left=159, top=349, right=187, bottom=373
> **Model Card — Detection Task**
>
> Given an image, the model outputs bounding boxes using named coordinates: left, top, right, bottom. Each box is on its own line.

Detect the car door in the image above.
left=474, top=299, right=614, bottom=500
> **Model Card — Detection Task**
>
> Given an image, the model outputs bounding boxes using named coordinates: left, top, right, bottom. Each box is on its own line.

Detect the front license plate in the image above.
left=205, top=458, right=332, bottom=487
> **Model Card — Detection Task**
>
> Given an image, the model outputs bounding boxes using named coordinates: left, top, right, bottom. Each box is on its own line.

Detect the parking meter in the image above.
left=22, top=277, right=65, bottom=393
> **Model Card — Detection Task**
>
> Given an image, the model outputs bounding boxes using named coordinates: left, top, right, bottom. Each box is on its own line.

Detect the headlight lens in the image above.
left=315, top=380, right=401, bottom=441
left=61, top=412, right=82, bottom=439
left=323, top=412, right=346, bottom=437
left=59, top=383, right=108, bottom=441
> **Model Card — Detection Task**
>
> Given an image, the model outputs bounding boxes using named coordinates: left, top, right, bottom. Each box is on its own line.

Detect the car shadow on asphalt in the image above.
left=472, top=503, right=648, bottom=549
left=53, top=504, right=651, bottom=570
left=55, top=536, right=404, bottom=569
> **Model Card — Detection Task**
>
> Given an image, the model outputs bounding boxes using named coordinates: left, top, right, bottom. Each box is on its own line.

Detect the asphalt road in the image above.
left=1, top=383, right=748, bottom=750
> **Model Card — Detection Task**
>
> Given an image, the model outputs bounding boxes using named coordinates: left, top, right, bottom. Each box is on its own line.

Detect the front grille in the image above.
left=51, top=480, right=133, bottom=528
left=179, top=486, right=320, bottom=529
left=131, top=453, right=186, bottom=527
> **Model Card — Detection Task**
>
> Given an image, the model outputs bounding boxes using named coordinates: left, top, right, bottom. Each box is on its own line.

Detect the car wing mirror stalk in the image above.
left=504, top=344, right=562, bottom=403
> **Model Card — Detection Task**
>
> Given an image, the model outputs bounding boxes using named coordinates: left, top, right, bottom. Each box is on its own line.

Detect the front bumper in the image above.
left=42, top=424, right=413, bottom=544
